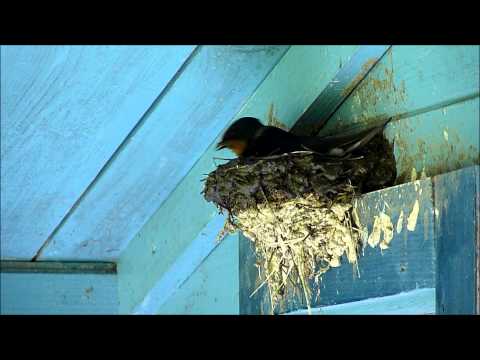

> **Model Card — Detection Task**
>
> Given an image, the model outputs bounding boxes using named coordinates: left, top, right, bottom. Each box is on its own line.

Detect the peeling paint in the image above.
left=407, top=199, right=420, bottom=231
left=368, top=212, right=394, bottom=249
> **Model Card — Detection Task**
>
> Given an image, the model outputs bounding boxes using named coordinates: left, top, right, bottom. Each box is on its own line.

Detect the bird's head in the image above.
left=216, top=117, right=263, bottom=156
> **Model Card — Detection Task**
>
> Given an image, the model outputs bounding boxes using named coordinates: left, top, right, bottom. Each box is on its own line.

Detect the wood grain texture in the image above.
left=384, top=98, right=479, bottom=183
left=1, top=45, right=196, bottom=259
left=314, top=46, right=479, bottom=183
left=37, top=45, right=289, bottom=261
left=321, top=46, right=479, bottom=135
left=291, top=45, right=391, bottom=136
left=0, top=272, right=118, bottom=314
left=434, top=165, right=479, bottom=314
left=285, top=288, right=435, bottom=315
left=118, top=46, right=363, bottom=313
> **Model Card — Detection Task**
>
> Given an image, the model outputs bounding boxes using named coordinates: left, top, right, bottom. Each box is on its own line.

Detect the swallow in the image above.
left=216, top=116, right=392, bottom=158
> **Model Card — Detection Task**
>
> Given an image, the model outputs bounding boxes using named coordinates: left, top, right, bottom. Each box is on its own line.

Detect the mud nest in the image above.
left=202, top=132, right=396, bottom=313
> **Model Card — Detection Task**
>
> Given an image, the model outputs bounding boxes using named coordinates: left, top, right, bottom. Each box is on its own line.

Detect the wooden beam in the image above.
left=316, top=45, right=479, bottom=182
left=1, top=272, right=118, bottom=314
left=1, top=45, right=196, bottom=260
left=290, top=45, right=391, bottom=136
left=434, top=165, right=479, bottom=314
left=32, top=45, right=289, bottom=261
left=284, top=288, right=435, bottom=315
left=0, top=261, right=116, bottom=274
left=131, top=215, right=227, bottom=314
left=156, top=234, right=239, bottom=315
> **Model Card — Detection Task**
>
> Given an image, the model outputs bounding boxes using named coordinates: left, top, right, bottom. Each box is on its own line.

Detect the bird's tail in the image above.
left=300, top=117, right=392, bottom=157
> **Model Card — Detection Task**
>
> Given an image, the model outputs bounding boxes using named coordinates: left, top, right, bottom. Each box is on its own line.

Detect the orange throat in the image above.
left=224, top=139, right=247, bottom=156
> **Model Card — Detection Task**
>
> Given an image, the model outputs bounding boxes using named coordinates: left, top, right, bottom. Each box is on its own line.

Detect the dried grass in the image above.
left=202, top=129, right=395, bottom=314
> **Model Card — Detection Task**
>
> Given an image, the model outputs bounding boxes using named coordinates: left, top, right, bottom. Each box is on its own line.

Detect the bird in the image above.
left=216, top=116, right=392, bottom=158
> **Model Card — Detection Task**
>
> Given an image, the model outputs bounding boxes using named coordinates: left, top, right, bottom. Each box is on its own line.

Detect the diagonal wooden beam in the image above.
left=290, top=45, right=391, bottom=136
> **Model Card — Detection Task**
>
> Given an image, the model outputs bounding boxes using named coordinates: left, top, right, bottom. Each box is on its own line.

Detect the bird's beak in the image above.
left=216, top=141, right=227, bottom=150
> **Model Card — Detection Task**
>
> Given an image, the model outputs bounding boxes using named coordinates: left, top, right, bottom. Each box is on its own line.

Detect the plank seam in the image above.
left=317, top=45, right=392, bottom=132
left=1, top=260, right=117, bottom=274
left=133, top=46, right=292, bottom=238
left=291, top=45, right=392, bottom=136
left=31, top=46, right=201, bottom=261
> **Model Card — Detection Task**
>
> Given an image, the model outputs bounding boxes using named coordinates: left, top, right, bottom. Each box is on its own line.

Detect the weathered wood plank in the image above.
left=238, top=45, right=361, bottom=130
left=321, top=45, right=479, bottom=135
left=131, top=215, right=227, bottom=314
left=434, top=165, right=479, bottom=314
left=0, top=272, right=118, bottom=314
left=314, top=178, right=435, bottom=307
left=156, top=234, right=239, bottom=315
left=239, top=233, right=271, bottom=315
left=291, top=45, right=391, bottom=136
left=118, top=46, right=363, bottom=313
left=240, top=178, right=436, bottom=314
left=316, top=45, right=479, bottom=182
left=285, top=288, right=435, bottom=315
left=38, top=45, right=289, bottom=261
left=385, top=98, right=479, bottom=183
left=1, top=45, right=196, bottom=259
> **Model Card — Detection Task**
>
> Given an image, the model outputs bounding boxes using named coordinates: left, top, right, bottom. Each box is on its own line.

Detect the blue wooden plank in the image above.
left=434, top=165, right=479, bottom=314
left=156, top=234, right=239, bottom=315
left=384, top=98, right=479, bottom=183
left=0, top=272, right=118, bottom=314
left=315, top=46, right=479, bottom=181
left=291, top=45, right=391, bottom=136
left=131, top=214, right=227, bottom=314
left=284, top=288, right=435, bottom=315
left=321, top=45, right=479, bottom=135
left=37, top=45, right=289, bottom=261
left=240, top=178, right=436, bottom=314
left=118, top=46, right=362, bottom=313
left=234, top=45, right=361, bottom=130
left=0, top=45, right=196, bottom=260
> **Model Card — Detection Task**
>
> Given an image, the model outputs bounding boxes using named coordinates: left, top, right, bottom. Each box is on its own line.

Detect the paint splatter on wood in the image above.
left=407, top=199, right=420, bottom=231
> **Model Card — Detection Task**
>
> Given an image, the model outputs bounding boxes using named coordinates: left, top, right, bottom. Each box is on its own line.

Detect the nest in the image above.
left=202, top=132, right=396, bottom=313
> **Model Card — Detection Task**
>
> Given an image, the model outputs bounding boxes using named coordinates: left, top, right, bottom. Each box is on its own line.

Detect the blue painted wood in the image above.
left=131, top=214, right=227, bottom=314
left=384, top=98, right=479, bottom=183
left=291, top=45, right=391, bottom=136
left=38, top=45, right=289, bottom=261
left=321, top=45, right=479, bottom=135
left=118, top=46, right=362, bottom=314
left=0, top=272, right=118, bottom=314
left=156, top=234, right=239, bottom=315
left=285, top=288, right=435, bottom=315
left=234, top=45, right=361, bottom=130
left=434, top=165, right=479, bottom=314
left=0, top=45, right=196, bottom=260
left=240, top=178, right=436, bottom=314
left=316, top=45, right=479, bottom=182
left=239, top=232, right=269, bottom=314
